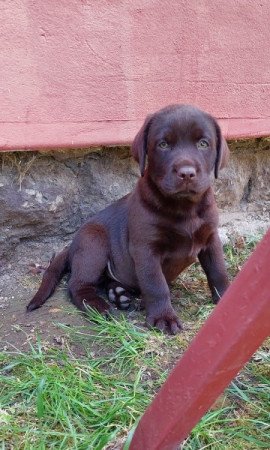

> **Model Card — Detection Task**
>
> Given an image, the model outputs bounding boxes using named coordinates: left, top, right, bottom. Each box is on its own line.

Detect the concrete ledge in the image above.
left=1, top=118, right=270, bottom=151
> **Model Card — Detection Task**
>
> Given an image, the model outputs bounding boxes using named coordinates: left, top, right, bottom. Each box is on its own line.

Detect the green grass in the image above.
left=0, top=237, right=269, bottom=449
left=0, top=315, right=171, bottom=449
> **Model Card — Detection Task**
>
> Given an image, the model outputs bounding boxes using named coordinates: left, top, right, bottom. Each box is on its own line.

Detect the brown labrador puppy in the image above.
left=27, top=104, right=229, bottom=334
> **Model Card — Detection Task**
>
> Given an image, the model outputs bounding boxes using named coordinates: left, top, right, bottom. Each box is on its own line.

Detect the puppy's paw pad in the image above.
left=119, top=295, right=130, bottom=309
left=115, top=287, right=125, bottom=294
left=108, top=288, right=116, bottom=303
left=107, top=285, right=132, bottom=309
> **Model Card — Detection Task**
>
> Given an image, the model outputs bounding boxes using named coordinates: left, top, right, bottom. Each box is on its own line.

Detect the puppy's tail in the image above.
left=26, top=247, right=69, bottom=312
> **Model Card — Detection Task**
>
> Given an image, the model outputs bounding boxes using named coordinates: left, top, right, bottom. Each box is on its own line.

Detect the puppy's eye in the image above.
left=159, top=140, right=169, bottom=149
left=197, top=139, right=209, bottom=149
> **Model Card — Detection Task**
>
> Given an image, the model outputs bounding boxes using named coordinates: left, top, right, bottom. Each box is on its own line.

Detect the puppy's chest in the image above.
left=154, top=220, right=212, bottom=259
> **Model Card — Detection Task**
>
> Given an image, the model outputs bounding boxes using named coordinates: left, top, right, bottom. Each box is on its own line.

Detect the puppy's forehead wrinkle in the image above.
left=149, top=106, right=216, bottom=143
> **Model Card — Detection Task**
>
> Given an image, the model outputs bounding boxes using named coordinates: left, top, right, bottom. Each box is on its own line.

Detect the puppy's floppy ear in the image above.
left=131, top=114, right=153, bottom=176
left=214, top=120, right=230, bottom=179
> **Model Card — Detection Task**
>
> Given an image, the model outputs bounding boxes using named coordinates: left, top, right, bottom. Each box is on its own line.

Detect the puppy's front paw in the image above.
left=146, top=308, right=182, bottom=335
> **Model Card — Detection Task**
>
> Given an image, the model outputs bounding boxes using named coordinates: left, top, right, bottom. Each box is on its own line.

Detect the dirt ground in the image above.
left=0, top=263, right=82, bottom=353
left=0, top=211, right=268, bottom=353
left=0, top=239, right=145, bottom=354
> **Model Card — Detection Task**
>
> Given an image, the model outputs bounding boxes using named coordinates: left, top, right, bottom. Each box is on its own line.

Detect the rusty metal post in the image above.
left=128, top=229, right=270, bottom=450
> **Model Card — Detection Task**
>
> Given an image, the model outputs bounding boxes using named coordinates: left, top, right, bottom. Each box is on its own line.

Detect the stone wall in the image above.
left=0, top=140, right=269, bottom=270
left=215, top=139, right=270, bottom=211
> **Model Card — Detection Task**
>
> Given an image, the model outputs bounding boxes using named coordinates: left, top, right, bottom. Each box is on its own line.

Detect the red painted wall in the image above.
left=1, top=1, right=270, bottom=150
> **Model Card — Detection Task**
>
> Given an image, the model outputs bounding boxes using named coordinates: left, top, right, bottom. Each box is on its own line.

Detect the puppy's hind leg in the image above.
left=68, top=223, right=111, bottom=315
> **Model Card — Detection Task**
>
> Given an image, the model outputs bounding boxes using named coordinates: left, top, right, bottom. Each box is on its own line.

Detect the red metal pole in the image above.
left=128, top=230, right=270, bottom=450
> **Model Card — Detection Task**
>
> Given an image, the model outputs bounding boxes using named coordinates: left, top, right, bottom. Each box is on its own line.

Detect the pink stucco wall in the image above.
left=1, top=1, right=270, bottom=150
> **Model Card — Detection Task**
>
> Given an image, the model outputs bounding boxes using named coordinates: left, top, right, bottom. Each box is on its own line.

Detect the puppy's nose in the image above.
left=177, top=166, right=196, bottom=179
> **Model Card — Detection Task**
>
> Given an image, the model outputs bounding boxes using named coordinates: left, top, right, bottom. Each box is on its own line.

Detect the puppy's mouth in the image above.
left=158, top=179, right=209, bottom=199
left=170, top=189, right=200, bottom=200
left=159, top=185, right=198, bottom=199
left=175, top=189, right=197, bottom=196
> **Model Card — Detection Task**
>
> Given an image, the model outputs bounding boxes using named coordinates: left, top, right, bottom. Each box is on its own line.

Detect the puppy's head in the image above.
left=131, top=104, right=229, bottom=199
